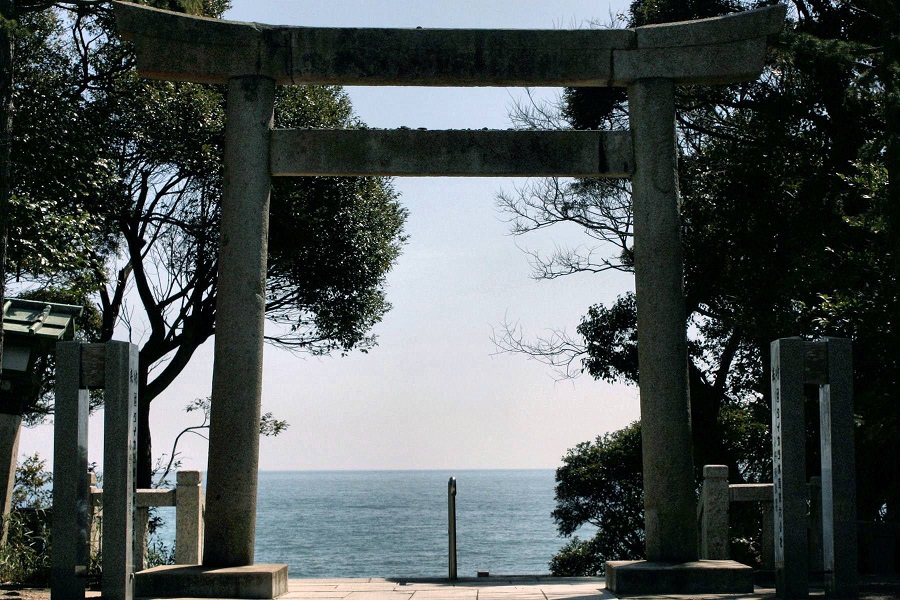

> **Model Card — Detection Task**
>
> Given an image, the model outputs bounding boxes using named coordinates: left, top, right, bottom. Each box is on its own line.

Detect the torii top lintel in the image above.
left=113, top=2, right=785, bottom=88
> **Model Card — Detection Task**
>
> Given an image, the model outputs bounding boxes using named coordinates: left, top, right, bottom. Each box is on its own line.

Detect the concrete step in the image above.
left=135, top=564, right=289, bottom=599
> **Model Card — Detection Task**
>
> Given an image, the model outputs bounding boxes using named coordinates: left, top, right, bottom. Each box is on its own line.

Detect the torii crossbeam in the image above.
left=112, top=3, right=784, bottom=597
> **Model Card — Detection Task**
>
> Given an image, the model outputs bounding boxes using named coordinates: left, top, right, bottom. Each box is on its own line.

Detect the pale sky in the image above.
left=19, top=0, right=639, bottom=473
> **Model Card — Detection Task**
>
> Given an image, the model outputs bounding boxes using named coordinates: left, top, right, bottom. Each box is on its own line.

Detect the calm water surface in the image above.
left=158, top=469, right=586, bottom=578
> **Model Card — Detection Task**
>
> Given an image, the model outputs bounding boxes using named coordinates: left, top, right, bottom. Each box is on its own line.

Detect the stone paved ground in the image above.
left=280, top=577, right=772, bottom=600
left=3, top=575, right=899, bottom=600
left=276, top=575, right=900, bottom=600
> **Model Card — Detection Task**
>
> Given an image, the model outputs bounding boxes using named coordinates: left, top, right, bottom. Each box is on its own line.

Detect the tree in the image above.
left=495, top=0, right=898, bottom=571
left=7, top=2, right=407, bottom=488
left=549, top=422, right=643, bottom=576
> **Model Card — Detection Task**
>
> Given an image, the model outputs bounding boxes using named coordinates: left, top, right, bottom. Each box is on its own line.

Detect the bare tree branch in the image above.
left=491, top=316, right=587, bottom=381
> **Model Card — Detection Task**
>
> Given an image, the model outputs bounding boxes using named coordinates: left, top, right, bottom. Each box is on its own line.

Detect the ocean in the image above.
left=155, top=469, right=587, bottom=578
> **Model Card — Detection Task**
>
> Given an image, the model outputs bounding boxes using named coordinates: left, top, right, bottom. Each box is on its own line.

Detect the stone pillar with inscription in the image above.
left=51, top=342, right=138, bottom=600
left=771, top=338, right=809, bottom=598
left=818, top=338, right=857, bottom=598
left=102, top=342, right=138, bottom=600
left=771, top=337, right=857, bottom=599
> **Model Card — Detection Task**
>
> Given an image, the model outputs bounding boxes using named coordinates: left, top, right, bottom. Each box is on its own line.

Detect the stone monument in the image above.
left=771, top=337, right=857, bottom=599
left=113, top=2, right=785, bottom=596
left=52, top=342, right=138, bottom=600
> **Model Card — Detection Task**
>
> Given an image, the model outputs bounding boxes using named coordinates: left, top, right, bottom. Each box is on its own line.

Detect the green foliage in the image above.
left=549, top=537, right=608, bottom=577
left=11, top=453, right=51, bottom=510
left=145, top=536, right=176, bottom=568
left=550, top=423, right=644, bottom=575
left=7, top=9, right=113, bottom=285
left=576, top=294, right=638, bottom=384
left=182, top=396, right=288, bottom=438
left=0, top=454, right=53, bottom=585
left=267, top=85, right=407, bottom=354
left=9, top=2, right=407, bottom=487
left=156, top=397, right=288, bottom=488
left=268, top=175, right=406, bottom=354
left=532, top=0, right=900, bottom=573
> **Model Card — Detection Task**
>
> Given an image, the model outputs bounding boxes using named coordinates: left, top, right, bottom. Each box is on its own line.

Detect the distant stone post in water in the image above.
left=114, top=2, right=783, bottom=594
left=771, top=337, right=857, bottom=599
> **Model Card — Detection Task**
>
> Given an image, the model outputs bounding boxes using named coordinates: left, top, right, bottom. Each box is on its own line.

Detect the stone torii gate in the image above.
left=114, top=2, right=784, bottom=596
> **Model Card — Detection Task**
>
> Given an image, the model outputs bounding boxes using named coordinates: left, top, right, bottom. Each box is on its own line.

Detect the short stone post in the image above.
left=203, top=74, right=275, bottom=567
left=771, top=337, right=810, bottom=598
left=628, top=77, right=698, bottom=562
left=175, top=470, right=204, bottom=564
left=818, top=338, right=857, bottom=598
left=102, top=342, right=138, bottom=600
left=700, top=465, right=730, bottom=559
left=51, top=342, right=91, bottom=600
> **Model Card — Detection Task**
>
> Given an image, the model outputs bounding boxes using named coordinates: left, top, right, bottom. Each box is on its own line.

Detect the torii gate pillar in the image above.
left=204, top=75, right=276, bottom=566
left=628, top=78, right=697, bottom=562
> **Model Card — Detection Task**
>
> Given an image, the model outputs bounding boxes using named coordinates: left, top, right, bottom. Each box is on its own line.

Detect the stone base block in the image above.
left=605, top=560, right=753, bottom=596
left=135, top=564, right=289, bottom=599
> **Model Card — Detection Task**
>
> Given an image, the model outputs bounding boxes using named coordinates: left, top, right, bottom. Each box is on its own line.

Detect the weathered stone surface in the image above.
left=725, top=482, right=775, bottom=569
left=771, top=338, right=810, bottom=598
left=79, top=342, right=107, bottom=389
left=605, top=560, right=754, bottom=595
left=134, top=564, right=289, bottom=599
left=611, top=37, right=768, bottom=86
left=633, top=4, right=785, bottom=48
left=0, top=413, right=21, bottom=543
left=818, top=338, right=858, bottom=599
left=114, top=1, right=624, bottom=86
left=270, top=129, right=633, bottom=178
left=101, top=342, right=139, bottom=600
left=134, top=488, right=176, bottom=507
left=51, top=342, right=90, bottom=600
left=614, top=4, right=785, bottom=86
left=772, top=337, right=859, bottom=599
left=203, top=75, right=275, bottom=568
left=111, top=0, right=786, bottom=585
left=729, top=482, right=773, bottom=503
left=113, top=2, right=784, bottom=88
left=699, top=465, right=729, bottom=560
left=803, top=340, right=829, bottom=384
left=175, top=470, right=205, bottom=565
left=762, top=500, right=775, bottom=571
left=628, top=77, right=697, bottom=563
left=287, top=28, right=624, bottom=87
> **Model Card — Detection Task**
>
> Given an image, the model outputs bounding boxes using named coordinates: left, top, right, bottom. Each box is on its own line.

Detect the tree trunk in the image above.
left=137, top=367, right=153, bottom=489
left=689, top=362, right=744, bottom=484
left=0, top=0, right=16, bottom=544
left=0, top=412, right=20, bottom=543
left=0, top=0, right=16, bottom=374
